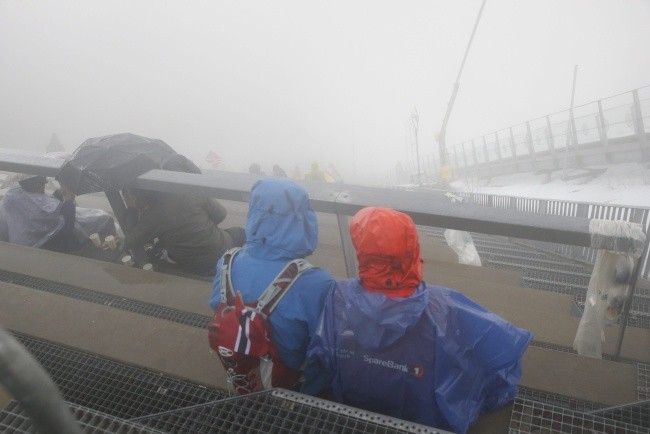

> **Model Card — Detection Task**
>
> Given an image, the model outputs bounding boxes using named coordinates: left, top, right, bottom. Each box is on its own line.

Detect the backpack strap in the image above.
left=220, top=247, right=242, bottom=305
left=257, top=259, right=313, bottom=316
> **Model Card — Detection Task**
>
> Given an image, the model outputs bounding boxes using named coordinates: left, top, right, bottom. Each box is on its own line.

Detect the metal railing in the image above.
left=457, top=190, right=650, bottom=280
left=0, top=148, right=647, bottom=359
left=413, top=86, right=650, bottom=179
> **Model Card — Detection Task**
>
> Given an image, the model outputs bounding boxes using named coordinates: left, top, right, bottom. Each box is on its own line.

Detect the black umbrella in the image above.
left=56, top=133, right=178, bottom=194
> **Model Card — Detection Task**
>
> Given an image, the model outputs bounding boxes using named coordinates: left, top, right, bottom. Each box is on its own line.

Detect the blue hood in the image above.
left=245, top=179, right=318, bottom=261
left=341, top=279, right=428, bottom=349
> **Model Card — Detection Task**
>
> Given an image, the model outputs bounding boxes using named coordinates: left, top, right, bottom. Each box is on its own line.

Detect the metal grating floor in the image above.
left=133, top=389, right=446, bottom=434
left=0, top=270, right=210, bottom=328
left=517, top=387, right=604, bottom=413
left=509, top=398, right=650, bottom=433
left=12, top=333, right=228, bottom=419
left=0, top=401, right=161, bottom=434
left=641, top=364, right=650, bottom=400
left=587, top=400, right=650, bottom=429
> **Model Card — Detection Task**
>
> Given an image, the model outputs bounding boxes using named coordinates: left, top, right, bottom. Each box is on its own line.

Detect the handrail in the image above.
left=439, top=86, right=649, bottom=175
left=455, top=85, right=649, bottom=147
left=0, top=149, right=600, bottom=247
left=0, top=148, right=647, bottom=359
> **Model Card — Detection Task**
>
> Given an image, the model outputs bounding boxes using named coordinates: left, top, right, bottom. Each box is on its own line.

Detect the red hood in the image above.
left=350, top=207, right=422, bottom=298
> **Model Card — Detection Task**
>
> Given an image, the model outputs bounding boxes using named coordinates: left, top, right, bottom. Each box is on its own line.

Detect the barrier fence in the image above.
left=398, top=86, right=650, bottom=184
left=446, top=85, right=650, bottom=173
left=458, top=191, right=650, bottom=279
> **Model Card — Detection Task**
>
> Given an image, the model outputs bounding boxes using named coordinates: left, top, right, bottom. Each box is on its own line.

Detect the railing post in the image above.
left=615, top=239, right=648, bottom=360
left=461, top=142, right=469, bottom=173
left=570, top=110, right=579, bottom=154
left=471, top=138, right=479, bottom=166
left=596, top=100, right=609, bottom=161
left=494, top=132, right=502, bottom=161
left=338, top=215, right=357, bottom=278
left=453, top=147, right=460, bottom=169
left=545, top=116, right=555, bottom=154
left=545, top=116, right=557, bottom=170
left=632, top=89, right=648, bottom=152
left=334, top=208, right=358, bottom=278
left=482, top=136, right=490, bottom=164
left=509, top=127, right=518, bottom=173
left=526, top=121, right=537, bottom=172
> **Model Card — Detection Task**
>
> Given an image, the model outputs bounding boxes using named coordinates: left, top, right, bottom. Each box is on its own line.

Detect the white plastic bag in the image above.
left=589, top=219, right=646, bottom=257
left=573, top=251, right=632, bottom=358
left=444, top=229, right=482, bottom=266
left=574, top=219, right=644, bottom=358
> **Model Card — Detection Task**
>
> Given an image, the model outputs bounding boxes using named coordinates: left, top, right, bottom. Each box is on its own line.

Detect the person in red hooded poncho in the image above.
left=308, top=207, right=533, bottom=433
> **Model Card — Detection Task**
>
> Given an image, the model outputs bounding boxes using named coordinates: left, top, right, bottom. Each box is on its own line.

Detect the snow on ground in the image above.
left=451, top=162, right=650, bottom=208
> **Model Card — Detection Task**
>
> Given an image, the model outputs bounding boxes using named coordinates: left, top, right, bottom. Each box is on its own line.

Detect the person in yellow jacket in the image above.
left=303, top=161, right=335, bottom=182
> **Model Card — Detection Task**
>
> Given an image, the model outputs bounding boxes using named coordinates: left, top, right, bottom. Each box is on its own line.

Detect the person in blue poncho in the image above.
left=209, top=178, right=336, bottom=395
left=307, top=207, right=533, bottom=433
left=1, top=175, right=79, bottom=252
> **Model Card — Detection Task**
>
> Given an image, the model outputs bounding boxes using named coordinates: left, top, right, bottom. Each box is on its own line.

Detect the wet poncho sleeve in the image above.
left=430, top=287, right=533, bottom=433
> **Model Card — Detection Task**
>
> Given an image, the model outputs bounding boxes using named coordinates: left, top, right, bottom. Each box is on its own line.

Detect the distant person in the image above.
left=308, top=207, right=532, bottom=433
left=272, top=164, right=288, bottom=178
left=249, top=163, right=265, bottom=176
left=1, top=175, right=79, bottom=253
left=46, top=133, right=65, bottom=154
left=209, top=178, right=336, bottom=395
left=303, top=161, right=327, bottom=182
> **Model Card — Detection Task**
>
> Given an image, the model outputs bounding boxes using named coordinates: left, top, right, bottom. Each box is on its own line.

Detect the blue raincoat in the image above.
left=308, top=279, right=533, bottom=433
left=209, top=179, right=336, bottom=395
left=1, top=186, right=65, bottom=247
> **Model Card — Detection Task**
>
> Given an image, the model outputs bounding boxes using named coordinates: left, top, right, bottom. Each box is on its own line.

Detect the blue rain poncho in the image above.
left=308, top=279, right=533, bottom=433
left=1, top=186, right=65, bottom=247
left=1, top=186, right=117, bottom=247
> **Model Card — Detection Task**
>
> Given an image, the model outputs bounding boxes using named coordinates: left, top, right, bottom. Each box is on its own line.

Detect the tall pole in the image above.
left=438, top=0, right=488, bottom=168
left=411, top=108, right=422, bottom=187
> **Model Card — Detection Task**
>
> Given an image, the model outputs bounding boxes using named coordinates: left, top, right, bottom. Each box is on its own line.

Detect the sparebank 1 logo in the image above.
left=411, top=365, right=425, bottom=378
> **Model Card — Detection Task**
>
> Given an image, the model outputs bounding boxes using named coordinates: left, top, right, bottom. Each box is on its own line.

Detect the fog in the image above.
left=1, top=0, right=649, bottom=184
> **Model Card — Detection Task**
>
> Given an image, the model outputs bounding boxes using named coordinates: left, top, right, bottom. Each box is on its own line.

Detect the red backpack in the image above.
left=208, top=248, right=313, bottom=395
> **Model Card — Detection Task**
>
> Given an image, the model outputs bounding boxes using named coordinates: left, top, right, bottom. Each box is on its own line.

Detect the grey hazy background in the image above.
left=1, top=0, right=649, bottom=184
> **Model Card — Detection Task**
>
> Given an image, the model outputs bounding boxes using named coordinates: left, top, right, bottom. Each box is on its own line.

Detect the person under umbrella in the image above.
left=122, top=153, right=245, bottom=276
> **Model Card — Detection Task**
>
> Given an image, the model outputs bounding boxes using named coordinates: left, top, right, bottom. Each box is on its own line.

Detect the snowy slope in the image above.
left=451, top=163, right=650, bottom=208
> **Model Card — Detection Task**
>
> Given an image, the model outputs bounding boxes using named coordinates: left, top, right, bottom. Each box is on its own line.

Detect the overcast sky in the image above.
left=1, top=0, right=649, bottom=184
